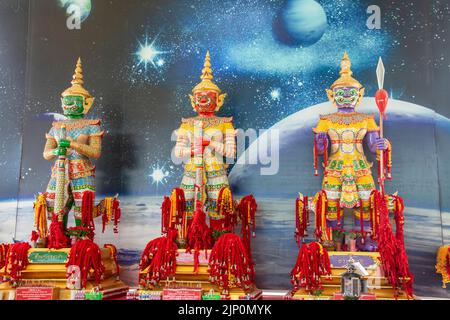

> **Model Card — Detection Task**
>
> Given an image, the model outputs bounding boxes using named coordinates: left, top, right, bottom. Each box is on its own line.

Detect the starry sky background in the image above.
left=0, top=0, right=448, bottom=199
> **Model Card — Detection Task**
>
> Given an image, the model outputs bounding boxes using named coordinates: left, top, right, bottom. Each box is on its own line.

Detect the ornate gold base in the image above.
left=291, top=251, right=414, bottom=300
left=0, top=248, right=128, bottom=300
left=139, top=249, right=261, bottom=300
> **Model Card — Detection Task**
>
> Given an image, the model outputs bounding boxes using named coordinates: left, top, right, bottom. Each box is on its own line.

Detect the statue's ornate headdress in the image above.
left=327, top=52, right=365, bottom=103
left=190, top=51, right=227, bottom=111
left=61, top=57, right=94, bottom=114
left=331, top=52, right=363, bottom=89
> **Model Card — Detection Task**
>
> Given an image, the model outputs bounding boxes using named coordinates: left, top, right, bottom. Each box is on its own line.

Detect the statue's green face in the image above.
left=61, top=95, right=85, bottom=118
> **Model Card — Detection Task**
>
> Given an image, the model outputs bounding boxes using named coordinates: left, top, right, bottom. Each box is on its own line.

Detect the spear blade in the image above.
left=376, top=57, right=385, bottom=90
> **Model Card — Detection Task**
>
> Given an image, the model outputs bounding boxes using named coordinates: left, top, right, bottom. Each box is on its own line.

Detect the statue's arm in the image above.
left=223, top=125, right=237, bottom=159
left=313, top=118, right=328, bottom=155
left=70, top=135, right=102, bottom=159
left=365, top=131, right=388, bottom=153
left=43, top=138, right=58, bottom=160
left=174, top=126, right=192, bottom=158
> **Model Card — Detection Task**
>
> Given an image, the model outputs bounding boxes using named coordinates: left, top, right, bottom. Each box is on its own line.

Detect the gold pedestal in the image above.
left=0, top=248, right=128, bottom=300
left=139, top=249, right=261, bottom=300
left=292, top=251, right=414, bottom=300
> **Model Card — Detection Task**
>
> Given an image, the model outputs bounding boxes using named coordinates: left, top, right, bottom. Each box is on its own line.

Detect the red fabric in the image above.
left=290, top=242, right=331, bottom=294
left=66, top=239, right=105, bottom=288
left=139, top=229, right=178, bottom=286
left=208, top=233, right=255, bottom=292
left=47, top=214, right=68, bottom=249
left=5, top=242, right=31, bottom=281
left=186, top=202, right=212, bottom=273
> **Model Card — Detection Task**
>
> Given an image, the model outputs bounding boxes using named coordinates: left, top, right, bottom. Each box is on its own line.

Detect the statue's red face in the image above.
left=194, top=91, right=217, bottom=115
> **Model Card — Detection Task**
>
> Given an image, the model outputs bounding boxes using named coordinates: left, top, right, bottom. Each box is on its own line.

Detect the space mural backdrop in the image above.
left=0, top=0, right=450, bottom=297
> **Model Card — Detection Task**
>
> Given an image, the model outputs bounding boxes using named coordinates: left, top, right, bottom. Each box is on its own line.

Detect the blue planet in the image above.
left=273, top=0, right=328, bottom=47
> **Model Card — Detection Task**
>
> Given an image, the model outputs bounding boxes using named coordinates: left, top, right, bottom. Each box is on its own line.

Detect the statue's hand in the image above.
left=315, top=132, right=328, bottom=144
left=52, top=147, right=67, bottom=156
left=58, top=139, right=71, bottom=148
left=376, top=138, right=388, bottom=151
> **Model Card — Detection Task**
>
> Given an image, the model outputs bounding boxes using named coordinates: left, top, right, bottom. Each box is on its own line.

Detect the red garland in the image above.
left=186, top=202, right=212, bottom=273
left=290, top=242, right=331, bottom=294
left=217, top=188, right=237, bottom=232
left=98, top=197, right=121, bottom=234
left=372, top=190, right=413, bottom=298
left=47, top=214, right=69, bottom=249
left=314, top=191, right=328, bottom=240
left=295, top=196, right=308, bottom=246
left=81, top=191, right=95, bottom=230
left=208, top=233, right=255, bottom=292
left=5, top=242, right=31, bottom=281
left=139, top=229, right=178, bottom=286
left=173, top=188, right=186, bottom=229
left=392, top=195, right=414, bottom=297
left=161, top=196, right=171, bottom=234
left=30, top=231, right=39, bottom=242
left=66, top=239, right=105, bottom=289
left=236, top=195, right=257, bottom=258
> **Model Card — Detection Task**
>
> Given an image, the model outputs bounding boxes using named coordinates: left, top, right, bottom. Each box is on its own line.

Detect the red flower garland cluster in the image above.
left=139, top=229, right=178, bottom=286
left=236, top=195, right=257, bottom=258
left=186, top=201, right=212, bottom=273
left=208, top=233, right=255, bottom=292
left=81, top=191, right=95, bottom=230
left=290, top=242, right=331, bottom=294
left=97, top=197, right=121, bottom=234
left=48, top=214, right=69, bottom=249
left=5, top=242, right=31, bottom=281
left=371, top=190, right=413, bottom=298
left=66, top=239, right=105, bottom=289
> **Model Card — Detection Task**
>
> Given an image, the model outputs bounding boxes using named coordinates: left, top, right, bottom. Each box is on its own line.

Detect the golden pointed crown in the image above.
left=330, top=52, right=363, bottom=89
left=192, top=51, right=222, bottom=93
left=61, top=58, right=94, bottom=114
left=62, top=58, right=93, bottom=98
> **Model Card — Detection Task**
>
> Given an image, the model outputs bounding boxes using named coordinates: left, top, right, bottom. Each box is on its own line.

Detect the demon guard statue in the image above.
left=291, top=53, right=413, bottom=299
left=0, top=58, right=126, bottom=299
left=139, top=52, right=258, bottom=299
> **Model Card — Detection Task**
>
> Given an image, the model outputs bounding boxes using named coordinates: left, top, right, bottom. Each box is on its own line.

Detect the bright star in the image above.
left=135, top=36, right=167, bottom=70
left=149, top=165, right=169, bottom=186
left=270, top=88, right=281, bottom=100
